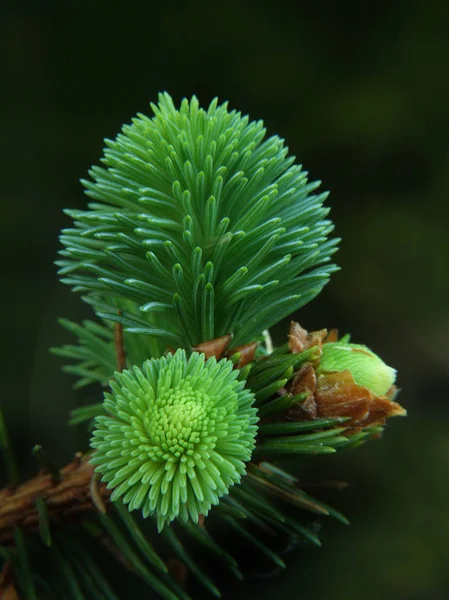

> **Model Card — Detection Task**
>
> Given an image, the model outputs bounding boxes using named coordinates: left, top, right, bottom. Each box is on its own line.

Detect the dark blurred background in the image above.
left=2, top=1, right=448, bottom=598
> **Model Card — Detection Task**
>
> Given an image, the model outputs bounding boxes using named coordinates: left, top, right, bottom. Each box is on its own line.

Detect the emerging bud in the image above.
left=287, top=322, right=406, bottom=427
left=318, top=341, right=396, bottom=397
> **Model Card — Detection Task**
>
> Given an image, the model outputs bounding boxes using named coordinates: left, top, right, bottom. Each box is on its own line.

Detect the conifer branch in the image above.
left=1, top=94, right=406, bottom=599
left=0, top=454, right=110, bottom=546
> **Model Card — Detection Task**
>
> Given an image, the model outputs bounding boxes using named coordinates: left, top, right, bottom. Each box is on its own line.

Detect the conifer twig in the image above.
left=0, top=454, right=110, bottom=546
left=0, top=559, right=14, bottom=596
left=114, top=315, right=126, bottom=373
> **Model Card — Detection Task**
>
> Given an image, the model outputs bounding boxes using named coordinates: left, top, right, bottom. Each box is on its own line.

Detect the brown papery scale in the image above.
left=286, top=322, right=406, bottom=429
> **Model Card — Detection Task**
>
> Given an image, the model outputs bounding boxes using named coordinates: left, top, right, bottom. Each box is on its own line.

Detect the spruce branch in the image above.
left=0, top=319, right=405, bottom=597
left=2, top=93, right=407, bottom=598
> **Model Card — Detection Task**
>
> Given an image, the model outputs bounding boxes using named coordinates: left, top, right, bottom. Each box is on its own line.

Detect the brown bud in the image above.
left=286, top=323, right=406, bottom=428
left=288, top=321, right=309, bottom=353
left=193, top=334, right=233, bottom=360
left=314, top=370, right=406, bottom=427
left=324, top=328, right=339, bottom=343
left=288, top=321, right=329, bottom=354
left=226, top=342, right=258, bottom=368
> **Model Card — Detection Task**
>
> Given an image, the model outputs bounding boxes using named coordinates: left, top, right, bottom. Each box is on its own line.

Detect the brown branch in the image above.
left=114, top=315, right=127, bottom=373
left=0, top=560, right=14, bottom=597
left=1, top=583, right=21, bottom=600
left=0, top=454, right=111, bottom=546
left=167, top=559, right=188, bottom=588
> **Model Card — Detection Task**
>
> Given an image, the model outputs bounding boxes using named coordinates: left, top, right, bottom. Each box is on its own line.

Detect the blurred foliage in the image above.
left=1, top=0, right=448, bottom=598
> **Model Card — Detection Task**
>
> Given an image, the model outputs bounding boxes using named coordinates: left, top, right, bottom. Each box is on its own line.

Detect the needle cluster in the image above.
left=90, top=350, right=258, bottom=530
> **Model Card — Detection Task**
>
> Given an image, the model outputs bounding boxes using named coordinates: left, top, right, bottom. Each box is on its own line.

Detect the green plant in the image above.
left=0, top=93, right=405, bottom=599
left=90, top=350, right=258, bottom=531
